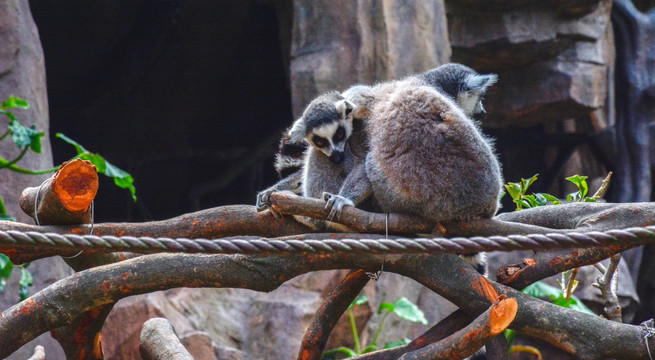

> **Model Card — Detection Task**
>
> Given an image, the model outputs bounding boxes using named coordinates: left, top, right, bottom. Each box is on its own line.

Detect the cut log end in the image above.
left=489, top=298, right=518, bottom=335
left=53, top=159, right=98, bottom=212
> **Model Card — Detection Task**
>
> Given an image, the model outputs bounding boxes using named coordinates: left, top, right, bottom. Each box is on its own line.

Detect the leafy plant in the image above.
left=0, top=95, right=138, bottom=299
left=321, top=296, right=427, bottom=359
left=504, top=174, right=600, bottom=211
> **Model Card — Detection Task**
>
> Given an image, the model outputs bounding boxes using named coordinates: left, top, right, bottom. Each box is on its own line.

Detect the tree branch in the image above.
left=593, top=254, right=623, bottom=322
left=139, top=317, right=194, bottom=360
left=0, top=253, right=652, bottom=359
left=298, top=269, right=370, bottom=360
left=398, top=297, right=517, bottom=360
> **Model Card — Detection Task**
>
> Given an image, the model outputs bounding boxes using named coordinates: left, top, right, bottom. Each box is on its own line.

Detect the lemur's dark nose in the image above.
left=329, top=151, right=344, bottom=164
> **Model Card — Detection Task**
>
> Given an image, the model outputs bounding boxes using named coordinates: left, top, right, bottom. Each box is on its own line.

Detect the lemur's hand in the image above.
left=323, top=192, right=354, bottom=222
left=256, top=189, right=283, bottom=219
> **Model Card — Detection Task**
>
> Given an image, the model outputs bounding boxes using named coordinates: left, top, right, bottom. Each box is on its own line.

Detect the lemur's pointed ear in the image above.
left=335, top=100, right=354, bottom=117
left=466, top=74, right=498, bottom=93
left=353, top=105, right=368, bottom=120
left=288, top=118, right=306, bottom=143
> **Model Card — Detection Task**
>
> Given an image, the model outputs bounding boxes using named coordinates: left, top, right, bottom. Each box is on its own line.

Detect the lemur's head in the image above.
left=418, top=63, right=497, bottom=121
left=289, top=90, right=355, bottom=164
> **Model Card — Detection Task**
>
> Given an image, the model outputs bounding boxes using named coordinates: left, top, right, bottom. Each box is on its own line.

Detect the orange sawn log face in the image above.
left=52, top=159, right=99, bottom=212
left=19, top=159, right=98, bottom=225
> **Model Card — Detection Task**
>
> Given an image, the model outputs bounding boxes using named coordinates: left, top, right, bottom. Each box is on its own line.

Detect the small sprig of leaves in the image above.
left=504, top=173, right=604, bottom=211
left=56, top=133, right=137, bottom=202
left=321, top=296, right=427, bottom=359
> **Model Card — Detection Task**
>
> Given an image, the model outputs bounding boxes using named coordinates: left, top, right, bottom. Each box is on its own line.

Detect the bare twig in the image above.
left=591, top=172, right=613, bottom=200
left=593, top=254, right=623, bottom=322
left=565, top=267, right=580, bottom=301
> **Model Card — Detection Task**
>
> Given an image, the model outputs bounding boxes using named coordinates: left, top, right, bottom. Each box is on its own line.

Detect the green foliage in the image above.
left=322, top=296, right=427, bottom=359
left=0, top=95, right=139, bottom=300
left=56, top=133, right=137, bottom=201
left=504, top=173, right=598, bottom=211
left=521, top=281, right=594, bottom=315
left=18, top=265, right=33, bottom=300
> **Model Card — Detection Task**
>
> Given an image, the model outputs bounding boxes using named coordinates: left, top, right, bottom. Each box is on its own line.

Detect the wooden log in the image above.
left=397, top=298, right=517, bottom=360
left=139, top=318, right=194, bottom=360
left=297, top=269, right=370, bottom=360
left=19, top=159, right=98, bottom=225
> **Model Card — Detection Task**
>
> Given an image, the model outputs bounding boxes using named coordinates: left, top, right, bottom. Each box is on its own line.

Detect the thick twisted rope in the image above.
left=0, top=226, right=654, bottom=256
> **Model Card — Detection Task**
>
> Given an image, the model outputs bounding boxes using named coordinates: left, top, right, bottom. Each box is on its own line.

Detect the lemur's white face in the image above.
left=308, top=118, right=353, bottom=162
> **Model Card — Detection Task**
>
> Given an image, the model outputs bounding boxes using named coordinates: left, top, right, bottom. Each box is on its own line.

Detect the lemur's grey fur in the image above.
left=255, top=63, right=497, bottom=221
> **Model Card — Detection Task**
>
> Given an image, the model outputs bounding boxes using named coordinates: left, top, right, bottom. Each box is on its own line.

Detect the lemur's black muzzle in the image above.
left=329, top=151, right=345, bottom=164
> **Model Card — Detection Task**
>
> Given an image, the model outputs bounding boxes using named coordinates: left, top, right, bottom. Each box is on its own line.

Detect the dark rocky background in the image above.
left=0, top=0, right=653, bottom=358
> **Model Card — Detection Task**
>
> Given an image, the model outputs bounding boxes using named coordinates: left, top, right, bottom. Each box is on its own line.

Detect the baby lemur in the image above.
left=256, top=63, right=497, bottom=220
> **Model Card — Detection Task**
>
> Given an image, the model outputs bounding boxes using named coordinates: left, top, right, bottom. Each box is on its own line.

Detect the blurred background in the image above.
left=1, top=0, right=654, bottom=358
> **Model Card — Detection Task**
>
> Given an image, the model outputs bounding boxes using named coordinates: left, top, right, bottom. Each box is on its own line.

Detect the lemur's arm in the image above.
left=323, top=162, right=372, bottom=222
left=256, top=169, right=303, bottom=218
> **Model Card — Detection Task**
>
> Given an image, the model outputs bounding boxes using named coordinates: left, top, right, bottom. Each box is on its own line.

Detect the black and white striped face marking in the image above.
left=310, top=120, right=351, bottom=163
left=288, top=95, right=355, bottom=164
left=457, top=73, right=497, bottom=121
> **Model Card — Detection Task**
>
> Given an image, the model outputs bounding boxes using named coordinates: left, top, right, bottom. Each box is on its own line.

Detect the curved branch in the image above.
left=298, top=269, right=370, bottom=360
left=398, top=298, right=517, bottom=360
left=0, top=253, right=652, bottom=359
left=140, top=317, right=193, bottom=360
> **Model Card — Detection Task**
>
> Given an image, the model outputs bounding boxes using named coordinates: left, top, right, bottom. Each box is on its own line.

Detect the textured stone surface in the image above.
left=449, top=0, right=613, bottom=127
left=0, top=1, right=72, bottom=360
left=290, top=0, right=450, bottom=117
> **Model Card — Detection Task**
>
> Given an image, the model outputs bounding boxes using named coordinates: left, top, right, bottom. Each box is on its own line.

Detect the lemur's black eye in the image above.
left=313, top=135, right=328, bottom=148
left=434, top=113, right=444, bottom=123
left=333, top=126, right=346, bottom=142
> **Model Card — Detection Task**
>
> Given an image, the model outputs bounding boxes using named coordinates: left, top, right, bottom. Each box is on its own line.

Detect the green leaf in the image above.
left=56, top=133, right=137, bottom=201
left=566, top=175, right=589, bottom=198
left=348, top=295, right=368, bottom=310
left=540, top=193, right=562, bottom=205
left=523, top=194, right=538, bottom=207
left=8, top=121, right=44, bottom=153
left=361, top=345, right=378, bottom=354
left=504, top=183, right=522, bottom=200
left=523, top=281, right=595, bottom=315
left=18, top=266, right=33, bottom=300
left=0, top=214, right=15, bottom=221
left=0, top=109, right=17, bottom=122
left=0, top=254, right=13, bottom=279
left=505, top=329, right=515, bottom=347
left=391, top=297, right=428, bottom=326
left=534, top=193, right=548, bottom=207
left=1, top=96, right=29, bottom=110
left=522, top=281, right=562, bottom=299
left=584, top=197, right=597, bottom=203
left=384, top=338, right=411, bottom=349
left=321, top=347, right=357, bottom=359
left=521, top=174, right=539, bottom=193
left=378, top=302, right=394, bottom=314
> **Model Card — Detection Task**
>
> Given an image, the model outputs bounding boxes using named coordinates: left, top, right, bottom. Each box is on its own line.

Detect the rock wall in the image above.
left=0, top=1, right=72, bottom=359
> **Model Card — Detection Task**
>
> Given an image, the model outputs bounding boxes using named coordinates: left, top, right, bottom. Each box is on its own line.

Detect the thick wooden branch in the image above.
left=139, top=317, right=194, bottom=360
left=496, top=244, right=637, bottom=290
left=351, top=310, right=473, bottom=360
left=0, top=204, right=312, bottom=263
left=19, top=159, right=98, bottom=225
left=0, top=253, right=652, bottom=359
left=298, top=269, right=370, bottom=360
left=398, top=298, right=517, bottom=360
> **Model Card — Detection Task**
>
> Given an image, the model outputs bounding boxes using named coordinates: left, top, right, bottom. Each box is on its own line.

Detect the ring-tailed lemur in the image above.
left=255, top=63, right=497, bottom=219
